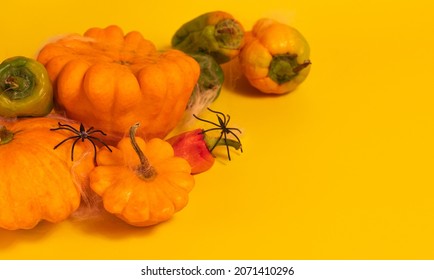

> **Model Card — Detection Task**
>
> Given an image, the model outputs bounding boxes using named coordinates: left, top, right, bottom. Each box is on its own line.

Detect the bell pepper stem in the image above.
left=202, top=131, right=242, bottom=161
left=269, top=54, right=311, bottom=85
left=214, top=18, right=244, bottom=50
left=293, top=60, right=312, bottom=73
left=172, top=14, right=244, bottom=64
left=5, top=76, right=28, bottom=91
left=0, top=125, right=14, bottom=145
left=0, top=57, right=35, bottom=100
left=129, top=123, right=156, bottom=180
left=203, top=132, right=242, bottom=151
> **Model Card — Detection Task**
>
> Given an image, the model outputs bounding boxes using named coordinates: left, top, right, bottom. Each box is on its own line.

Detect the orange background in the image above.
left=1, top=0, right=434, bottom=259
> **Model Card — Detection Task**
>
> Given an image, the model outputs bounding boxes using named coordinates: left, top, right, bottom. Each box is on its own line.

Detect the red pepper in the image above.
left=167, top=129, right=213, bottom=174
left=167, top=108, right=243, bottom=174
left=167, top=128, right=242, bottom=174
left=168, top=108, right=243, bottom=174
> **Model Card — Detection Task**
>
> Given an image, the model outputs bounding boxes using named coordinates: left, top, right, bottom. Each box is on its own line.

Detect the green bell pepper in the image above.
left=0, top=56, right=53, bottom=118
left=187, top=53, right=224, bottom=110
left=172, top=11, right=245, bottom=64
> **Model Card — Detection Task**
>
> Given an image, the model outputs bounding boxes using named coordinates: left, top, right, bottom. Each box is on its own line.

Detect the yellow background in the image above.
left=1, top=0, right=434, bottom=259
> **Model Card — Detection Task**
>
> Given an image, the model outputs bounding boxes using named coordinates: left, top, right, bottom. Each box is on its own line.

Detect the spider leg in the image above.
left=85, top=126, right=95, bottom=133
left=50, top=126, right=81, bottom=134
left=207, top=108, right=227, bottom=121
left=224, top=114, right=231, bottom=126
left=193, top=114, right=221, bottom=127
left=53, top=136, right=79, bottom=150
left=222, top=131, right=232, bottom=161
left=88, top=136, right=113, bottom=152
left=227, top=130, right=243, bottom=152
left=87, top=129, right=107, bottom=136
left=208, top=131, right=224, bottom=153
left=204, top=127, right=241, bottom=136
left=57, top=122, right=75, bottom=129
left=208, top=108, right=235, bottom=131
left=51, top=122, right=81, bottom=133
left=208, top=108, right=231, bottom=128
left=87, top=138, right=98, bottom=163
left=202, top=127, right=227, bottom=133
left=226, top=127, right=243, bottom=134
left=70, top=137, right=82, bottom=161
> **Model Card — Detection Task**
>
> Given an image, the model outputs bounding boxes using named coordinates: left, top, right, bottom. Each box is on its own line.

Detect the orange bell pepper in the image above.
left=239, top=18, right=312, bottom=94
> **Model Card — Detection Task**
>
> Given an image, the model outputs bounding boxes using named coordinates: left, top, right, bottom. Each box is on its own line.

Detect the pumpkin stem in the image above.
left=129, top=123, right=156, bottom=180
left=0, top=125, right=14, bottom=145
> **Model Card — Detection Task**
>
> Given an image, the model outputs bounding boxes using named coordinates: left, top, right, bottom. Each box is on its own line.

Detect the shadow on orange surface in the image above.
left=0, top=207, right=158, bottom=254
left=221, top=58, right=306, bottom=99
left=71, top=210, right=158, bottom=239
left=0, top=222, right=57, bottom=251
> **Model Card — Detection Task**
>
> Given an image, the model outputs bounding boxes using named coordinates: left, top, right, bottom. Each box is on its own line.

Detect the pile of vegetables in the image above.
left=0, top=11, right=311, bottom=230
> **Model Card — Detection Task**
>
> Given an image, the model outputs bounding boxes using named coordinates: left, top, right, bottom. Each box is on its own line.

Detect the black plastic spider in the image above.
left=50, top=122, right=112, bottom=163
left=193, top=108, right=243, bottom=160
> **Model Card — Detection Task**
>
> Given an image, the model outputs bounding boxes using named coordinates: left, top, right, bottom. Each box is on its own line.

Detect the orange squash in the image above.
left=89, top=123, right=194, bottom=227
left=0, top=117, right=95, bottom=230
left=37, top=25, right=200, bottom=144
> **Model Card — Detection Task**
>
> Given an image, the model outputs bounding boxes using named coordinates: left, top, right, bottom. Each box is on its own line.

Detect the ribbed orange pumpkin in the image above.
left=89, top=123, right=195, bottom=227
left=37, top=25, right=200, bottom=143
left=0, top=117, right=95, bottom=230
